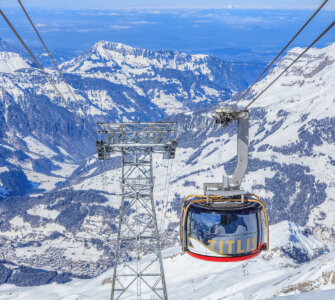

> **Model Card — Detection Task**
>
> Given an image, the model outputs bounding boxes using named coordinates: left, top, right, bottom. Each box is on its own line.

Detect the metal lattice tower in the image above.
left=96, top=122, right=177, bottom=300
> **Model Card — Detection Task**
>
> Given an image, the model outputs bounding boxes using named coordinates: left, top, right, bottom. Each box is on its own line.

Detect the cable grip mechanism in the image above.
left=204, top=106, right=249, bottom=197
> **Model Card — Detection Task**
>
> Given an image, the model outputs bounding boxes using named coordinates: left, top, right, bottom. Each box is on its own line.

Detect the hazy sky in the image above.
left=0, top=1, right=333, bottom=63
left=1, top=0, right=334, bottom=10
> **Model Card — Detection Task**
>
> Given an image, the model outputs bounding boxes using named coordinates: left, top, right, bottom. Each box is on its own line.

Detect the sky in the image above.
left=1, top=0, right=335, bottom=10
left=0, top=0, right=334, bottom=62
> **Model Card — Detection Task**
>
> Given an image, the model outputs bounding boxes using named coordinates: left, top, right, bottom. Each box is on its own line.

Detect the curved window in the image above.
left=186, top=211, right=261, bottom=257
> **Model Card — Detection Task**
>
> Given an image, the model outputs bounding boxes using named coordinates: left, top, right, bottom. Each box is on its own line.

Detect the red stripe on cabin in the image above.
left=187, top=250, right=261, bottom=262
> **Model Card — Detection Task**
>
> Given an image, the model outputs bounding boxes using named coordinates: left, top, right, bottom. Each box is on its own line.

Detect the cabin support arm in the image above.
left=204, top=107, right=249, bottom=197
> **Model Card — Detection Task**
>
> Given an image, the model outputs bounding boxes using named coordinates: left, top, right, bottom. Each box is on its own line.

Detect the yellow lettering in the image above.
left=246, top=238, right=250, bottom=252
left=208, top=240, right=216, bottom=251
left=225, top=240, right=235, bottom=254
left=251, top=236, right=257, bottom=251
left=237, top=240, right=245, bottom=254
left=219, top=240, right=224, bottom=254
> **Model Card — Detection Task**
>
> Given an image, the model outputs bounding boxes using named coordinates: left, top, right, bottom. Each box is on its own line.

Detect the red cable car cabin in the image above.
left=180, top=194, right=269, bottom=262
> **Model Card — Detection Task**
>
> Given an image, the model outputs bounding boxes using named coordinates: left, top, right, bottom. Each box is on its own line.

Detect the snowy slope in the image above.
left=0, top=221, right=333, bottom=300
left=0, top=51, right=33, bottom=73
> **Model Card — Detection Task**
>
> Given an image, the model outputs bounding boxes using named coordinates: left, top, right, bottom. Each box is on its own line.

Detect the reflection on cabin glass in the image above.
left=187, top=212, right=260, bottom=256
left=182, top=199, right=267, bottom=260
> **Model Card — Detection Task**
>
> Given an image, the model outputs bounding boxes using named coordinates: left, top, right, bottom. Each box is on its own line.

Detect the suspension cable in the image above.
left=0, top=9, right=97, bottom=141
left=244, top=21, right=334, bottom=110
left=234, top=0, right=329, bottom=107
left=159, top=158, right=170, bottom=233
left=160, top=158, right=175, bottom=240
left=17, top=0, right=110, bottom=123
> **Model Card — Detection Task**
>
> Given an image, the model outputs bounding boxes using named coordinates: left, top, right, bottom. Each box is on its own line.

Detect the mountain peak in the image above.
left=0, top=51, right=34, bottom=73
left=92, top=40, right=135, bottom=53
left=61, top=40, right=211, bottom=74
left=0, top=39, right=37, bottom=73
left=285, top=42, right=335, bottom=62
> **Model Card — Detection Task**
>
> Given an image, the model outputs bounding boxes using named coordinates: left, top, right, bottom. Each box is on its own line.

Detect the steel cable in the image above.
left=17, top=0, right=115, bottom=122
left=234, top=0, right=329, bottom=107
left=160, top=158, right=170, bottom=233
left=0, top=9, right=97, bottom=141
left=17, top=0, right=79, bottom=105
left=161, top=158, right=175, bottom=242
left=244, top=21, right=334, bottom=110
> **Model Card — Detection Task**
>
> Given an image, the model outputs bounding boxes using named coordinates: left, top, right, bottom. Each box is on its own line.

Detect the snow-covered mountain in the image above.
left=0, top=221, right=333, bottom=299
left=0, top=39, right=73, bottom=69
left=0, top=39, right=252, bottom=199
left=60, top=40, right=247, bottom=115
left=0, top=39, right=248, bottom=122
left=0, top=37, right=334, bottom=297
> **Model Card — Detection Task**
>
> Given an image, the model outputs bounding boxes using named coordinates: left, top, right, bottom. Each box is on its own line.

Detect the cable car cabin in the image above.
left=180, top=194, right=269, bottom=262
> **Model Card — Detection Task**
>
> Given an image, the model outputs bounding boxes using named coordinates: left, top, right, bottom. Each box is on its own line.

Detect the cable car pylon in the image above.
left=180, top=107, right=269, bottom=261
left=96, top=122, right=177, bottom=300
